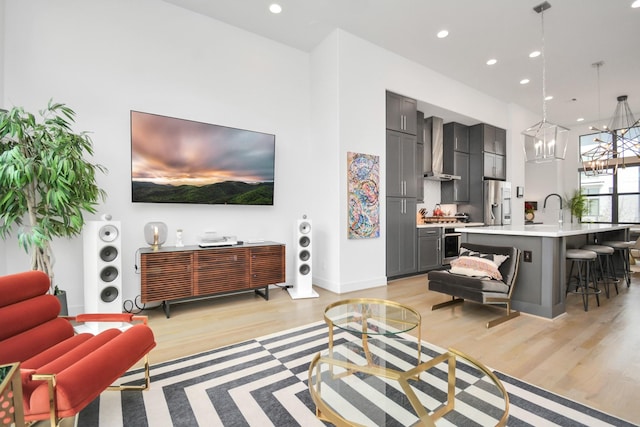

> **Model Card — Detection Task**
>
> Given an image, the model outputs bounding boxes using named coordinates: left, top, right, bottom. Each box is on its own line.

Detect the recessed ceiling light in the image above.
left=486, top=58, right=497, bottom=66
left=545, top=95, right=554, bottom=101
left=269, top=3, right=282, bottom=14
left=437, top=30, right=449, bottom=39
left=529, top=51, right=541, bottom=58
left=632, top=0, right=640, bottom=8
left=520, top=78, right=530, bottom=85
left=577, top=118, right=585, bottom=122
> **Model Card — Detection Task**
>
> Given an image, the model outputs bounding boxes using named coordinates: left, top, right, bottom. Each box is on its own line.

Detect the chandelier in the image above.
left=584, top=95, right=640, bottom=175
left=522, top=1, right=569, bottom=163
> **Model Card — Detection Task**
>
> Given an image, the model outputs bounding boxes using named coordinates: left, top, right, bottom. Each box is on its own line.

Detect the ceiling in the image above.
left=162, top=0, right=640, bottom=128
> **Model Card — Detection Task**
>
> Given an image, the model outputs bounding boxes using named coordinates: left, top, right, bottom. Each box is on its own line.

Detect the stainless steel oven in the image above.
left=442, top=227, right=461, bottom=265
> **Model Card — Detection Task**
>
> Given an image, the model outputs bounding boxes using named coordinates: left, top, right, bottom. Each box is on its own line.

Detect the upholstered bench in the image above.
left=427, top=243, right=521, bottom=328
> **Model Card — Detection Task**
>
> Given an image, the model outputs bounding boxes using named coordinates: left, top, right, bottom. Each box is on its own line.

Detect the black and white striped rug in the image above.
left=78, top=321, right=636, bottom=426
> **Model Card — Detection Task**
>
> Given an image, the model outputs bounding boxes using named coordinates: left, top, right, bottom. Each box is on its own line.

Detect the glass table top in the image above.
left=324, top=298, right=421, bottom=336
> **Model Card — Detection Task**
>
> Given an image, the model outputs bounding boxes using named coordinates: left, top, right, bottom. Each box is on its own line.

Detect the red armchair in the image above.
left=0, top=271, right=156, bottom=427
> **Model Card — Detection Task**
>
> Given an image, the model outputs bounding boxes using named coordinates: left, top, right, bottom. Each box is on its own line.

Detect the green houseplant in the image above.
left=566, top=189, right=588, bottom=223
left=0, top=101, right=106, bottom=294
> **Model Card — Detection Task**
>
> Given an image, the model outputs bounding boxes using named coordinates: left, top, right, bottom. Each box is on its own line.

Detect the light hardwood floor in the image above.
left=143, top=268, right=640, bottom=425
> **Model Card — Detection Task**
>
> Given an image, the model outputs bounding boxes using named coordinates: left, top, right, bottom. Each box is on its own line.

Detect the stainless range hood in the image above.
left=424, top=116, right=461, bottom=181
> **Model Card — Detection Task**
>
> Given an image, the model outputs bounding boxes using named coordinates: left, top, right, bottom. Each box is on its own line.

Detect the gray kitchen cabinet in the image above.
left=386, top=130, right=417, bottom=198
left=417, top=227, right=441, bottom=272
left=416, top=141, right=424, bottom=203
left=416, top=111, right=424, bottom=203
left=386, top=92, right=418, bottom=278
left=483, top=152, right=506, bottom=180
left=416, top=110, right=424, bottom=144
left=386, top=91, right=417, bottom=135
left=444, top=122, right=469, bottom=153
left=441, top=122, right=470, bottom=202
left=470, top=123, right=507, bottom=180
left=386, top=197, right=417, bottom=277
left=477, top=123, right=506, bottom=155
left=441, top=151, right=470, bottom=202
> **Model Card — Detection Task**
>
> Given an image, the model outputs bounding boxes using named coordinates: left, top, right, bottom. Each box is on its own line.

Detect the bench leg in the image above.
left=431, top=297, right=464, bottom=311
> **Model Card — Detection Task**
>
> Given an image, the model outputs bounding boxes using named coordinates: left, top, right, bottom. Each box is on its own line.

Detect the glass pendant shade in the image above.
left=144, top=221, right=168, bottom=250
left=522, top=119, right=569, bottom=163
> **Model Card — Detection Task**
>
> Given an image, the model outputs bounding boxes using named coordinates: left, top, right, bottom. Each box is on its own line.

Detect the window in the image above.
left=579, top=130, right=640, bottom=224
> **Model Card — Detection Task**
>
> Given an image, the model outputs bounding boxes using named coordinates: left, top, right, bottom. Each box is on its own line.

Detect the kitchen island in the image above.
left=455, top=223, right=631, bottom=319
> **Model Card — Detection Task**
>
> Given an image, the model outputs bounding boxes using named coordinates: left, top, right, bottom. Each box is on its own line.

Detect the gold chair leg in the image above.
left=486, top=310, right=520, bottom=328
left=431, top=297, right=464, bottom=311
left=107, top=354, right=151, bottom=392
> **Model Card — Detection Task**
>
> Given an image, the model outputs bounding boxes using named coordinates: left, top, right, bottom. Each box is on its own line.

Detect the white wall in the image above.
left=3, top=0, right=547, bottom=309
left=309, top=32, right=341, bottom=291
left=3, top=0, right=311, bottom=313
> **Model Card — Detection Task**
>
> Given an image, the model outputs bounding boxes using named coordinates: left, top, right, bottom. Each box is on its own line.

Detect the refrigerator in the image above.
left=483, top=180, right=512, bottom=226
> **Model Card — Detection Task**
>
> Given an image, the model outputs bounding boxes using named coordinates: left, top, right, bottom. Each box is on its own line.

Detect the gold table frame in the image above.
left=312, top=298, right=509, bottom=426
left=0, top=362, right=25, bottom=427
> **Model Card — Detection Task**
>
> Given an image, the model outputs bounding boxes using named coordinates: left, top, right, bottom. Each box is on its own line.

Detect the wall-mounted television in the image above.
left=131, top=111, right=275, bottom=205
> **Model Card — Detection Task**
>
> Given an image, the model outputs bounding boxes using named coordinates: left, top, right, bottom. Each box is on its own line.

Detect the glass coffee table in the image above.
left=308, top=339, right=509, bottom=426
left=323, top=298, right=422, bottom=366
left=312, top=299, right=509, bottom=426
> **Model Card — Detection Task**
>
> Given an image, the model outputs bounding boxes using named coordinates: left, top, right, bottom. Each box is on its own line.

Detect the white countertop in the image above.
left=455, top=223, right=631, bottom=237
left=417, top=222, right=484, bottom=229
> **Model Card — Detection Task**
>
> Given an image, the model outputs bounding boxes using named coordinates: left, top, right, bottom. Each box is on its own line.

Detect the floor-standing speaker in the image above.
left=288, top=215, right=319, bottom=299
left=83, top=220, right=123, bottom=330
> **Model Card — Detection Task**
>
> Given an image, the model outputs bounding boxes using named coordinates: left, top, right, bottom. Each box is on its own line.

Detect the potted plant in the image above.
left=0, top=101, right=106, bottom=302
left=566, top=189, right=588, bottom=223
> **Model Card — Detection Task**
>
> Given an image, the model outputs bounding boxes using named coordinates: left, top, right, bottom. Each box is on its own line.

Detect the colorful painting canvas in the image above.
left=347, top=152, right=380, bottom=239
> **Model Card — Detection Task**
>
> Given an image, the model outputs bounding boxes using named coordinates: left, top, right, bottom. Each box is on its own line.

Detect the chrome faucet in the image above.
left=543, top=193, right=563, bottom=225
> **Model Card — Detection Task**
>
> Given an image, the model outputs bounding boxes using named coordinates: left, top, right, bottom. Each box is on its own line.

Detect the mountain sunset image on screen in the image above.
left=131, top=111, right=275, bottom=205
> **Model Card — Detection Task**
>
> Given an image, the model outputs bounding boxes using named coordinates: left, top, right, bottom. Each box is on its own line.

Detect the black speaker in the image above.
left=83, top=220, right=122, bottom=319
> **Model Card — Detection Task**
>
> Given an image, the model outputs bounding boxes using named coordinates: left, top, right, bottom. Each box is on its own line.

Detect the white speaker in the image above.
left=288, top=216, right=318, bottom=299
left=83, top=220, right=123, bottom=330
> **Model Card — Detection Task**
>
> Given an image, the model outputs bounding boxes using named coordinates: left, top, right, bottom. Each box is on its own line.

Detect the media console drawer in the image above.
left=140, top=242, right=285, bottom=317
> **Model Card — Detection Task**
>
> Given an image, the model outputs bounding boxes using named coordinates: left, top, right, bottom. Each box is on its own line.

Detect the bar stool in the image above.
left=602, top=240, right=634, bottom=287
left=581, top=244, right=618, bottom=298
left=566, top=249, right=600, bottom=311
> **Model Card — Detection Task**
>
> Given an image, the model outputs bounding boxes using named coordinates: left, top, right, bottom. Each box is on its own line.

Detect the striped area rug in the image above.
left=78, top=321, right=636, bottom=426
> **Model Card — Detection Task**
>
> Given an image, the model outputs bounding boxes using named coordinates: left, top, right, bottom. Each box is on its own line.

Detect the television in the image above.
left=131, top=111, right=275, bottom=205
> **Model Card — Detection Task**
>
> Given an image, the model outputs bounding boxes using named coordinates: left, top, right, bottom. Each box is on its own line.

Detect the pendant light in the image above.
left=522, top=1, right=569, bottom=163
left=581, top=61, right=613, bottom=176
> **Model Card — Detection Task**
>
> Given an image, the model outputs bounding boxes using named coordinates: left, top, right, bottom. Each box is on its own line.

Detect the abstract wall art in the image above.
left=347, top=152, right=380, bottom=239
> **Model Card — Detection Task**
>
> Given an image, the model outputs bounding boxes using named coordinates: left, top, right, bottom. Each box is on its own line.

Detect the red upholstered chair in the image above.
left=0, top=270, right=156, bottom=427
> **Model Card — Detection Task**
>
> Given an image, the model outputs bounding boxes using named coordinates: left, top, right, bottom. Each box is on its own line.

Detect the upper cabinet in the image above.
left=416, top=111, right=424, bottom=203
left=470, top=123, right=506, bottom=180
left=386, top=129, right=417, bottom=198
left=445, top=122, right=470, bottom=153
left=386, top=91, right=417, bottom=135
left=441, top=122, right=470, bottom=203
left=480, top=125, right=506, bottom=155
